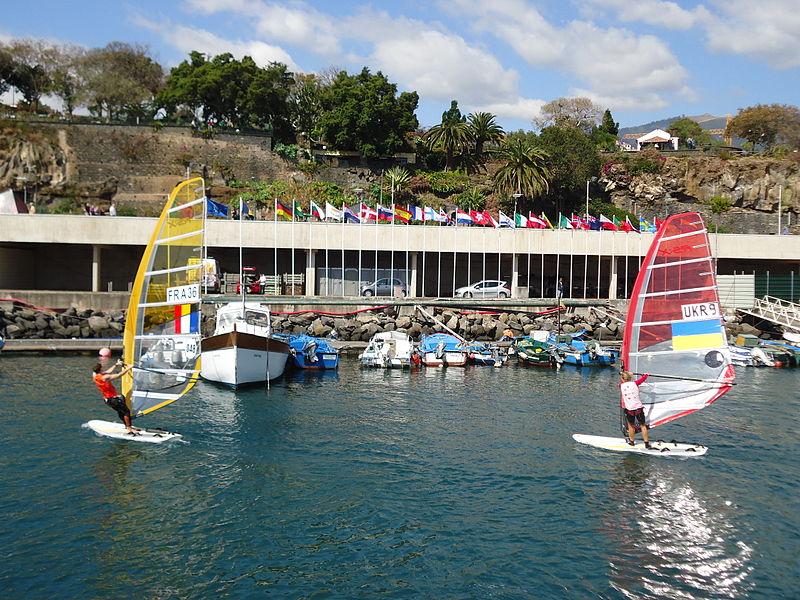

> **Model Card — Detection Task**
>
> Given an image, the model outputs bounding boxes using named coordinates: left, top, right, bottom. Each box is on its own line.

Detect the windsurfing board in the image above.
left=572, top=434, right=707, bottom=457
left=84, top=420, right=183, bottom=443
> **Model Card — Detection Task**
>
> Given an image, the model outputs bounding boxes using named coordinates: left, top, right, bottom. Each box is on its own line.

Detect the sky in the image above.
left=2, top=0, right=799, bottom=131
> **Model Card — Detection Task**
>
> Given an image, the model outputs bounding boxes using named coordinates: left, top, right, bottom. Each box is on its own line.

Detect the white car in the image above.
left=454, top=280, right=511, bottom=298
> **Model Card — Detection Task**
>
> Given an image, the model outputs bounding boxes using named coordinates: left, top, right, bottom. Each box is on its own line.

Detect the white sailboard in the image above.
left=572, top=434, right=707, bottom=457
left=87, top=178, right=206, bottom=443
left=84, top=420, right=183, bottom=443
left=574, top=212, right=735, bottom=457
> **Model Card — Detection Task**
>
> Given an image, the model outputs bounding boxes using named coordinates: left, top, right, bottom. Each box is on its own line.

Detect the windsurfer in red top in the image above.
left=619, top=371, right=651, bottom=448
left=93, top=360, right=138, bottom=434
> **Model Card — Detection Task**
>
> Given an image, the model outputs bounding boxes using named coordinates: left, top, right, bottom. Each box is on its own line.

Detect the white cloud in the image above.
left=134, top=16, right=298, bottom=69
left=443, top=0, right=692, bottom=113
left=702, top=0, right=800, bottom=69
left=581, top=0, right=708, bottom=30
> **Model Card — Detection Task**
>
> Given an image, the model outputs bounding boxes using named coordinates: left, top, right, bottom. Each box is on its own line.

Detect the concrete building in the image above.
left=1, top=214, right=798, bottom=308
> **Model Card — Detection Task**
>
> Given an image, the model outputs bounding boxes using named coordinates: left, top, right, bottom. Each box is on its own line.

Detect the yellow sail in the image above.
left=122, top=178, right=206, bottom=416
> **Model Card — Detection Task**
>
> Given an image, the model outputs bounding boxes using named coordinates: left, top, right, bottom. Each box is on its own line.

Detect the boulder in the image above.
left=395, top=316, right=412, bottom=329
left=87, top=315, right=110, bottom=332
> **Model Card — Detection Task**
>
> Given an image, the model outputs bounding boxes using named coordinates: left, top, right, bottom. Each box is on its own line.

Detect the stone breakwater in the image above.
left=1, top=305, right=767, bottom=343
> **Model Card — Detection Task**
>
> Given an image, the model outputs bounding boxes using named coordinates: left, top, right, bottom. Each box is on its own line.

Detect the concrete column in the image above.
left=608, top=257, right=618, bottom=300
left=305, top=249, right=316, bottom=296
left=409, top=251, right=418, bottom=298
left=92, top=244, right=101, bottom=292
left=511, top=253, right=519, bottom=296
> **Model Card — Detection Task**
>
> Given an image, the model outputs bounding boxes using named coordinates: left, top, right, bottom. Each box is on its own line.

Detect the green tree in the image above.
left=317, top=67, right=419, bottom=158
left=534, top=126, right=602, bottom=213
left=242, top=61, right=294, bottom=139
left=80, top=42, right=163, bottom=121
left=424, top=101, right=473, bottom=171
left=598, top=109, right=619, bottom=136
left=492, top=137, right=551, bottom=205
left=726, top=104, right=800, bottom=153
left=384, top=166, right=412, bottom=199
left=467, top=111, right=505, bottom=157
left=668, top=117, right=709, bottom=148
left=49, top=44, right=85, bottom=117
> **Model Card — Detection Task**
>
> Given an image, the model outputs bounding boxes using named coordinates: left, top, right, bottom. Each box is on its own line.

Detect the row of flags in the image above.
left=205, top=197, right=664, bottom=233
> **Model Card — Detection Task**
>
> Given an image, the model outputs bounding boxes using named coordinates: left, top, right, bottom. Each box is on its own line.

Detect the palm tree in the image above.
left=493, top=138, right=551, bottom=200
left=467, top=112, right=505, bottom=158
left=423, top=120, right=472, bottom=171
left=384, top=166, right=412, bottom=200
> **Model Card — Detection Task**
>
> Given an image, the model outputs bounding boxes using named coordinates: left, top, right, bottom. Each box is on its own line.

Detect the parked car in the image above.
left=454, top=280, right=511, bottom=298
left=360, top=278, right=407, bottom=297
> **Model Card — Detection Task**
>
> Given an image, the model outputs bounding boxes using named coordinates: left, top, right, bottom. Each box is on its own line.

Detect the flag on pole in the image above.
left=359, top=203, right=377, bottom=222
left=424, top=206, right=437, bottom=221
left=293, top=201, right=307, bottom=220
left=515, top=213, right=529, bottom=228
left=620, top=216, right=637, bottom=232
left=655, top=217, right=665, bottom=230
left=240, top=199, right=250, bottom=218
left=394, top=205, right=412, bottom=224
left=456, top=209, right=473, bottom=225
left=325, top=202, right=343, bottom=221
left=410, top=206, right=424, bottom=222
left=206, top=197, right=229, bottom=218
left=599, top=214, right=618, bottom=230
left=499, top=211, right=515, bottom=228
left=276, top=201, right=293, bottom=220
left=310, top=200, right=325, bottom=220
left=377, top=204, right=394, bottom=222
left=528, top=213, right=548, bottom=229
left=612, top=215, right=623, bottom=230
left=343, top=203, right=360, bottom=223
left=439, top=208, right=452, bottom=224
left=541, top=213, right=555, bottom=229
left=558, top=214, right=574, bottom=229
left=587, top=215, right=601, bottom=230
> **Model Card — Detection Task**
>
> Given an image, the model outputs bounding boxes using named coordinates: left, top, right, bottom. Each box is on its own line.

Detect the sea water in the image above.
left=0, top=354, right=797, bottom=599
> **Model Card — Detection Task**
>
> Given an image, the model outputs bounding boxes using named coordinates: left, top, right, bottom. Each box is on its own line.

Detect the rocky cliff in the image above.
left=600, top=154, right=800, bottom=233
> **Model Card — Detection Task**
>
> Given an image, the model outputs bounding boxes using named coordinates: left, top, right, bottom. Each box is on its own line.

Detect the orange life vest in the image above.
left=94, top=372, right=119, bottom=399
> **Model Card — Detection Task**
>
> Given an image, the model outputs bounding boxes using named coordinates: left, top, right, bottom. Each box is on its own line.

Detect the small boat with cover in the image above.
left=547, top=330, right=618, bottom=366
left=573, top=212, right=735, bottom=457
left=84, top=178, right=207, bottom=442
left=418, top=333, right=469, bottom=367
left=359, top=331, right=415, bottom=368
left=516, top=331, right=561, bottom=367
left=275, top=333, right=339, bottom=370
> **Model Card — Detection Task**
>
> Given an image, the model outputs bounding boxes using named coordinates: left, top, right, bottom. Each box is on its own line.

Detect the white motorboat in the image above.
left=359, top=331, right=415, bottom=368
left=201, top=302, right=290, bottom=387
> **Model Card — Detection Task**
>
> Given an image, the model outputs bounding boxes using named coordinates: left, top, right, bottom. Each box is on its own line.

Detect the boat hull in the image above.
left=201, top=330, right=290, bottom=387
left=421, top=351, right=468, bottom=367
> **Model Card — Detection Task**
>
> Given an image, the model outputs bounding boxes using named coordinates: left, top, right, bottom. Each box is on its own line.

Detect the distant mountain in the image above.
left=619, top=114, right=731, bottom=136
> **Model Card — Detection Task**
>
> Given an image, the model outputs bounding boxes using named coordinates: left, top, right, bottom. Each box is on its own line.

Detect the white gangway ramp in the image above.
left=738, top=295, right=800, bottom=333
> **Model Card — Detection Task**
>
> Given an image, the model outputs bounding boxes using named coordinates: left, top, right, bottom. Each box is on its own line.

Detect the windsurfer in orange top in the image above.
left=93, top=360, right=138, bottom=434
left=619, top=371, right=651, bottom=448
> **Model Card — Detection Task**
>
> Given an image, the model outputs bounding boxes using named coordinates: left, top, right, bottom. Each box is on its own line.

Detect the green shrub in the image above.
left=707, top=196, right=732, bottom=214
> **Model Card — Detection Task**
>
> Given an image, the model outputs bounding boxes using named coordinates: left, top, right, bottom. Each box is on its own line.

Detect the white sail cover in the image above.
left=122, top=178, right=206, bottom=416
left=622, top=212, right=735, bottom=427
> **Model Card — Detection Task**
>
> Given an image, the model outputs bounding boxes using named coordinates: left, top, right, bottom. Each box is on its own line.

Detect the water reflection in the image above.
left=605, top=456, right=753, bottom=599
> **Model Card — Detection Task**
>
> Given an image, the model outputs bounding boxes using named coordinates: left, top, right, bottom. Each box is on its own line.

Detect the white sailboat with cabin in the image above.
left=574, top=212, right=735, bottom=457
left=200, top=197, right=290, bottom=387
left=84, top=178, right=207, bottom=442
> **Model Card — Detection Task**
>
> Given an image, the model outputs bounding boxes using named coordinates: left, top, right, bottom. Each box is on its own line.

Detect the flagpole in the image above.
left=452, top=212, right=457, bottom=297
left=274, top=198, right=278, bottom=295
left=291, top=199, right=295, bottom=297
left=356, top=192, right=362, bottom=297
left=422, top=216, right=427, bottom=296
left=239, top=197, right=244, bottom=316
left=437, top=218, right=442, bottom=298
left=390, top=201, right=395, bottom=297
left=406, top=206, right=410, bottom=297
left=597, top=227, right=602, bottom=301
left=583, top=219, right=588, bottom=299
left=555, top=214, right=561, bottom=302
left=325, top=207, right=329, bottom=296
left=202, top=190, right=208, bottom=295
left=496, top=216, right=501, bottom=284
left=569, top=227, right=574, bottom=302
left=374, top=206, right=378, bottom=292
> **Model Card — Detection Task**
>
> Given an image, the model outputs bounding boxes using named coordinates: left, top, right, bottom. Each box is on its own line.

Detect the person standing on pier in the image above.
left=92, top=360, right=138, bottom=434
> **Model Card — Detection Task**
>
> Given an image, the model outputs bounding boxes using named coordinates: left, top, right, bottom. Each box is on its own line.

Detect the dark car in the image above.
left=360, top=278, right=407, bottom=297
